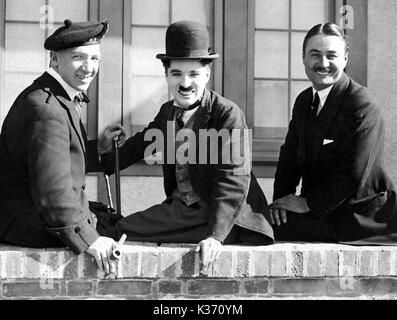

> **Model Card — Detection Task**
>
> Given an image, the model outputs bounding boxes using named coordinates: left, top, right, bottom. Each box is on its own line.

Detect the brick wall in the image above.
left=1, top=243, right=397, bottom=299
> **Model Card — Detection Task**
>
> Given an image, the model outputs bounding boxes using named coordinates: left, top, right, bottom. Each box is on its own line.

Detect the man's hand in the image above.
left=195, top=237, right=223, bottom=272
left=269, top=194, right=310, bottom=225
left=98, top=124, right=127, bottom=155
left=86, top=236, right=121, bottom=274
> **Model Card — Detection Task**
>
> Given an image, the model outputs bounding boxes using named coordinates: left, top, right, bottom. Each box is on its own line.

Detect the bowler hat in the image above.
left=44, top=19, right=109, bottom=51
left=156, top=20, right=218, bottom=60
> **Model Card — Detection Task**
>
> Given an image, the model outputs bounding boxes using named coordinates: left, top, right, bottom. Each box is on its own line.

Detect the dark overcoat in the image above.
left=273, top=72, right=397, bottom=241
left=104, top=89, right=274, bottom=243
left=0, top=72, right=100, bottom=253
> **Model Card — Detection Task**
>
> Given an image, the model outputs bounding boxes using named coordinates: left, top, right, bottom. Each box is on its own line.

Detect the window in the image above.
left=251, top=0, right=334, bottom=160
left=0, top=0, right=94, bottom=133
left=125, top=0, right=218, bottom=135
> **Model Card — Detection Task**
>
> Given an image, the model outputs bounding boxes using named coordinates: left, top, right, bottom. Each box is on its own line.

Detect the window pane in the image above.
left=290, top=80, right=312, bottom=114
left=291, top=32, right=307, bottom=79
left=132, top=0, right=169, bottom=25
left=131, top=76, right=168, bottom=126
left=172, top=0, right=213, bottom=27
left=5, top=23, right=46, bottom=73
left=255, top=0, right=289, bottom=29
left=291, top=0, right=330, bottom=30
left=255, top=31, right=288, bottom=78
left=131, top=27, right=166, bottom=76
left=254, top=80, right=288, bottom=127
left=5, top=0, right=44, bottom=21
left=49, top=0, right=88, bottom=22
left=4, top=73, right=41, bottom=116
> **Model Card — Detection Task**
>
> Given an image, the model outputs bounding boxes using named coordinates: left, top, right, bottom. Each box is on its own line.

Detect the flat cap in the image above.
left=44, top=19, right=109, bottom=51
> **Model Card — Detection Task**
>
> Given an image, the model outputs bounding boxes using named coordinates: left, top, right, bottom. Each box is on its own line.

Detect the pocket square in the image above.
left=323, top=139, right=334, bottom=145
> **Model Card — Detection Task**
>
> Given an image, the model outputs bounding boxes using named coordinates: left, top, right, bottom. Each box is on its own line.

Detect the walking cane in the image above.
left=113, top=138, right=121, bottom=215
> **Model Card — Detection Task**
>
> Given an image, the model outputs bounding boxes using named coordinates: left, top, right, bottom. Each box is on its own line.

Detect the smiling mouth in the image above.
left=178, top=87, right=195, bottom=97
left=76, top=74, right=91, bottom=82
left=314, top=69, right=333, bottom=77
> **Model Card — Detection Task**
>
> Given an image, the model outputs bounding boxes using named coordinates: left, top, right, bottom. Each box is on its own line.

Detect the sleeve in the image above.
left=26, top=102, right=99, bottom=254
left=207, top=106, right=252, bottom=242
left=273, top=103, right=302, bottom=201
left=101, top=105, right=165, bottom=175
left=85, top=139, right=102, bottom=173
left=306, top=90, right=384, bottom=219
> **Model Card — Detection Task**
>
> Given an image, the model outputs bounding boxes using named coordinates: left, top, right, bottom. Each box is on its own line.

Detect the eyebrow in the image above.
left=308, top=49, right=338, bottom=54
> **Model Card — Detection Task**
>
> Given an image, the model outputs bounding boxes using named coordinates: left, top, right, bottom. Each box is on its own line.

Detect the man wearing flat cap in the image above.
left=0, top=19, right=126, bottom=273
left=97, top=20, right=274, bottom=270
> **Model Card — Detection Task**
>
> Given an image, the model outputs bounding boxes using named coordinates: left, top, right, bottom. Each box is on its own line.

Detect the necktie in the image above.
left=175, top=108, right=185, bottom=129
left=311, top=92, right=320, bottom=116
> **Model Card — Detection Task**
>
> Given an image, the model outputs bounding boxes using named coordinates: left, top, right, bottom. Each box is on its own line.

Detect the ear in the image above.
left=50, top=51, right=59, bottom=68
left=205, top=65, right=211, bottom=84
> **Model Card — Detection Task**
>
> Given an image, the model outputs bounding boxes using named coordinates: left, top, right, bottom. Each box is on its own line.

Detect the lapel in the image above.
left=295, top=87, right=313, bottom=158
left=311, top=72, right=350, bottom=161
left=192, top=89, right=212, bottom=135
left=35, top=72, right=87, bottom=155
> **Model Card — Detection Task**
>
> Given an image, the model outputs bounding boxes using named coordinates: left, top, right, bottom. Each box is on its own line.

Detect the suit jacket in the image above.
left=104, top=89, right=274, bottom=243
left=274, top=72, right=397, bottom=241
left=0, top=72, right=101, bottom=253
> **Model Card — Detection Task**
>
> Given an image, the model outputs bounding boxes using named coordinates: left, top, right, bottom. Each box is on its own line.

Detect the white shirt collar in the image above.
left=312, top=85, right=334, bottom=114
left=47, top=68, right=81, bottom=101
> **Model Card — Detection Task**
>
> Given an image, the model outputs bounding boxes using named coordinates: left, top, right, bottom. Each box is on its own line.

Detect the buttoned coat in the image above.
left=104, top=89, right=274, bottom=243
left=0, top=72, right=100, bottom=253
left=273, top=72, right=397, bottom=241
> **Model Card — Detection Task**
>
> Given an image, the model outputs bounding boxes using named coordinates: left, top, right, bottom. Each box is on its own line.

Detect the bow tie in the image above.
left=74, top=92, right=90, bottom=103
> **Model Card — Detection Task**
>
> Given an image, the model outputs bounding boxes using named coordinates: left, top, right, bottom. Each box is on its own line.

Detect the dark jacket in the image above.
left=0, top=72, right=101, bottom=253
left=274, top=72, right=397, bottom=240
left=104, top=89, right=274, bottom=242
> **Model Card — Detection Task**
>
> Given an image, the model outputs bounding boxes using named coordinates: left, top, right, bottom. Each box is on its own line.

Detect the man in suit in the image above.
left=270, top=23, right=397, bottom=243
left=97, top=21, right=274, bottom=270
left=0, top=19, right=125, bottom=273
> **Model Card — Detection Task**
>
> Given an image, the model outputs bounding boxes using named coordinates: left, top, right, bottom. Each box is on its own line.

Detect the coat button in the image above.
left=74, top=227, right=81, bottom=233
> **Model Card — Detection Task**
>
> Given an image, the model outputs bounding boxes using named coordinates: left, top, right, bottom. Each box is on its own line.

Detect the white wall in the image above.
left=367, top=0, right=397, bottom=185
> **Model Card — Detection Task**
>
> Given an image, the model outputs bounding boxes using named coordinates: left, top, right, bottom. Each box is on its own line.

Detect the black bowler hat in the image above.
left=156, top=20, right=219, bottom=60
left=44, top=19, right=109, bottom=51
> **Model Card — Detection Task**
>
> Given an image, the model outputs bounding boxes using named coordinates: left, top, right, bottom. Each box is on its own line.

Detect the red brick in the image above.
left=356, top=278, right=397, bottom=296
left=82, top=254, right=100, bottom=278
left=188, top=280, right=239, bottom=295
left=324, top=251, right=338, bottom=276
left=141, top=251, right=159, bottom=277
left=213, top=251, right=233, bottom=277
left=97, top=280, right=152, bottom=296
left=360, top=251, right=375, bottom=276
left=244, top=279, right=269, bottom=294
left=3, top=281, right=59, bottom=297
left=67, top=281, right=94, bottom=296
left=236, top=251, right=250, bottom=277
left=158, top=280, right=183, bottom=295
left=159, top=251, right=182, bottom=278
left=340, top=251, right=357, bottom=277
left=181, top=250, right=198, bottom=277
left=306, top=251, right=322, bottom=277
left=25, top=251, right=61, bottom=279
left=378, top=250, right=392, bottom=276
left=326, top=278, right=359, bottom=297
left=290, top=251, right=304, bottom=277
left=61, top=251, right=79, bottom=279
left=252, top=250, right=270, bottom=276
left=120, top=252, right=140, bottom=278
left=270, top=251, right=286, bottom=276
left=1, top=251, right=24, bottom=279
left=272, top=279, right=326, bottom=296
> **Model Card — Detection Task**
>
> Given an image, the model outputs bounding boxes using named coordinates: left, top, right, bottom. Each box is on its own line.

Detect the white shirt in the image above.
left=312, top=85, right=334, bottom=115
left=47, top=68, right=82, bottom=117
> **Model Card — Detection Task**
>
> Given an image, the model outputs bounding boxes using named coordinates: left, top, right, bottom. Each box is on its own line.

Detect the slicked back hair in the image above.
left=302, top=23, right=349, bottom=57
